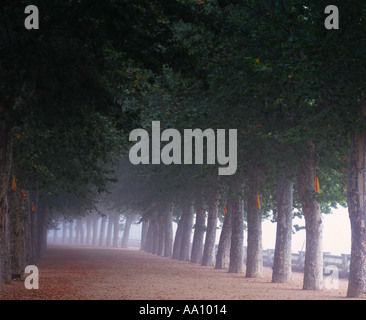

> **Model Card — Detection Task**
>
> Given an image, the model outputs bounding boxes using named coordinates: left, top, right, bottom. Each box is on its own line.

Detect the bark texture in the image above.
left=68, top=220, right=74, bottom=244
left=157, top=214, right=165, bottom=256
left=202, top=196, right=218, bottom=267
left=172, top=212, right=184, bottom=259
left=347, top=130, right=366, bottom=298
left=105, top=214, right=113, bottom=247
left=92, top=213, right=99, bottom=246
left=246, top=164, right=264, bottom=278
left=144, top=217, right=154, bottom=253
left=113, top=212, right=120, bottom=247
left=180, top=202, right=194, bottom=261
left=298, top=141, right=323, bottom=290
left=152, top=216, right=159, bottom=254
left=99, top=215, right=107, bottom=246
left=191, top=197, right=206, bottom=264
left=228, top=181, right=244, bottom=273
left=9, top=190, right=27, bottom=276
left=140, top=218, right=149, bottom=251
left=272, top=174, right=294, bottom=283
left=85, top=216, right=92, bottom=245
left=36, top=202, right=48, bottom=259
left=121, top=214, right=135, bottom=248
left=0, top=122, right=12, bottom=289
left=215, top=200, right=232, bottom=270
left=164, top=203, right=174, bottom=258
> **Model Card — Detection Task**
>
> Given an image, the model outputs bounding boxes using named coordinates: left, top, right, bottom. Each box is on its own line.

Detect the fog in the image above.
left=49, top=207, right=351, bottom=256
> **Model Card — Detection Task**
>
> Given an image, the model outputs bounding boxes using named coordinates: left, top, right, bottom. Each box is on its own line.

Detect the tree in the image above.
left=121, top=213, right=136, bottom=249
left=190, top=190, right=206, bottom=264
left=0, top=0, right=200, bottom=288
left=272, top=171, right=294, bottom=283
left=228, top=178, right=245, bottom=274
left=201, top=192, right=219, bottom=267
left=179, top=202, right=194, bottom=262
left=215, top=203, right=232, bottom=270
left=347, top=128, right=366, bottom=297
left=164, top=203, right=174, bottom=258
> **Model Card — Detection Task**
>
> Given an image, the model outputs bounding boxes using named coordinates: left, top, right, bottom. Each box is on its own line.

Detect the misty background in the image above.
left=48, top=206, right=351, bottom=256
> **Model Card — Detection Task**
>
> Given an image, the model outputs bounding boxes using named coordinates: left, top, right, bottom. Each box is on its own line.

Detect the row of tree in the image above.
left=50, top=213, right=136, bottom=248
left=102, top=0, right=366, bottom=298
left=0, top=0, right=189, bottom=290
left=130, top=164, right=320, bottom=289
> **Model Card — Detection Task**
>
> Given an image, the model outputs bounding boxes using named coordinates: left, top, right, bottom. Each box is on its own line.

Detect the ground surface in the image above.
left=0, top=245, right=359, bottom=300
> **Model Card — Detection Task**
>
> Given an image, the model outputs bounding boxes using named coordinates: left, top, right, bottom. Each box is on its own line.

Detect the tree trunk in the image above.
left=0, top=207, right=11, bottom=285
left=62, top=221, right=67, bottom=244
left=78, top=219, right=85, bottom=245
left=24, top=198, right=32, bottom=264
left=215, top=200, right=232, bottom=270
left=92, top=213, right=99, bottom=246
left=68, top=220, right=74, bottom=244
left=229, top=181, right=245, bottom=273
left=36, top=203, right=48, bottom=258
left=202, top=196, right=218, bottom=267
left=140, top=218, right=149, bottom=250
left=180, top=202, right=194, bottom=261
left=105, top=214, right=114, bottom=247
left=164, top=203, right=174, bottom=258
left=27, top=200, right=34, bottom=264
left=246, top=164, right=264, bottom=278
left=144, top=218, right=154, bottom=253
left=157, top=214, right=165, bottom=256
left=85, top=215, right=92, bottom=245
left=152, top=217, right=159, bottom=254
left=9, top=188, right=27, bottom=277
left=191, top=197, right=206, bottom=264
left=172, top=212, right=184, bottom=259
left=298, top=141, right=323, bottom=290
left=272, top=174, right=294, bottom=283
left=29, top=190, right=38, bottom=264
left=113, top=212, right=120, bottom=247
left=0, top=122, right=13, bottom=289
left=99, top=215, right=107, bottom=246
left=24, top=196, right=33, bottom=263
left=53, top=229, right=58, bottom=244
left=75, top=219, right=80, bottom=244
left=347, top=130, right=366, bottom=298
left=121, top=214, right=135, bottom=248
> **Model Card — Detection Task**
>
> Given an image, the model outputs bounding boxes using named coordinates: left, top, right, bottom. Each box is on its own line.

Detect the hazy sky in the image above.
left=261, top=207, right=351, bottom=255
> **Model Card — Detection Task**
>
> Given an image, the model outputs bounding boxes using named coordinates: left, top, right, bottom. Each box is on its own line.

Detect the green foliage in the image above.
left=0, top=0, right=197, bottom=216
left=2, top=0, right=364, bottom=222
left=101, top=0, right=359, bottom=220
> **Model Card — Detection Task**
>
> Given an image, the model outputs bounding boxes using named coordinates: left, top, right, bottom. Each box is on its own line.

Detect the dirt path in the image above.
left=0, top=245, right=359, bottom=300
